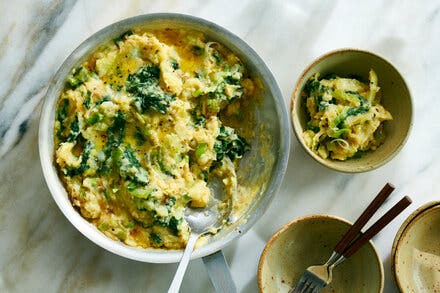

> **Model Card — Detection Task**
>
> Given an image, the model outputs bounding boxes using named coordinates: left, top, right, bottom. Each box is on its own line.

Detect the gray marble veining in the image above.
left=0, top=0, right=78, bottom=158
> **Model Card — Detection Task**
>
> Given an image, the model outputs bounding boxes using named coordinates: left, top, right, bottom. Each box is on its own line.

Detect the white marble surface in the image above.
left=1, top=0, right=439, bottom=292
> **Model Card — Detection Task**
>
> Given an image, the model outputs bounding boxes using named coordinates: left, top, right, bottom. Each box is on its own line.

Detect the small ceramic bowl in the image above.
left=391, top=201, right=440, bottom=292
left=291, top=48, right=412, bottom=173
left=258, top=215, right=384, bottom=293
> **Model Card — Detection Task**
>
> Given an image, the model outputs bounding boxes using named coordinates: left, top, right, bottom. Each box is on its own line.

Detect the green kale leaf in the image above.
left=107, top=111, right=126, bottom=148
left=83, top=91, right=92, bottom=109
left=56, top=99, right=69, bottom=140
left=126, top=66, right=175, bottom=114
left=66, top=140, right=93, bottom=176
left=154, top=215, right=181, bottom=236
left=150, top=233, right=163, bottom=245
left=66, top=66, right=89, bottom=89
left=113, top=30, right=133, bottom=45
left=214, top=125, right=250, bottom=162
left=66, top=115, right=80, bottom=142
left=113, top=145, right=149, bottom=185
left=304, top=77, right=320, bottom=95
left=97, top=111, right=126, bottom=174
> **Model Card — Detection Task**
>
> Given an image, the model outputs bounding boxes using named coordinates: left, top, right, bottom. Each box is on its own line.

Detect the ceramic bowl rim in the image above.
left=290, top=48, right=413, bottom=173
left=257, top=214, right=384, bottom=293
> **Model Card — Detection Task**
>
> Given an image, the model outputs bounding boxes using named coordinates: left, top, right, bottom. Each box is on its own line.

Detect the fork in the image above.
left=290, top=183, right=412, bottom=293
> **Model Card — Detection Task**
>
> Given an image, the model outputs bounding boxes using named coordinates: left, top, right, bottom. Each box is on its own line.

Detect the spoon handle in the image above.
left=168, top=232, right=199, bottom=293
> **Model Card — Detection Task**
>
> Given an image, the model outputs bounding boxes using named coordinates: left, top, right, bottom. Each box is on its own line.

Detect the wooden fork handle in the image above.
left=343, top=196, right=412, bottom=258
left=334, top=183, right=395, bottom=255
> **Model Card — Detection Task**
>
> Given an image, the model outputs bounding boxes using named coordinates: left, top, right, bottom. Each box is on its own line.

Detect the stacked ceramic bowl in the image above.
left=392, top=202, right=440, bottom=292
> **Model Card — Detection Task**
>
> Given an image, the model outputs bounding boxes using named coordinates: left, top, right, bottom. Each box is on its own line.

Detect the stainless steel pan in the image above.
left=39, top=13, right=290, bottom=290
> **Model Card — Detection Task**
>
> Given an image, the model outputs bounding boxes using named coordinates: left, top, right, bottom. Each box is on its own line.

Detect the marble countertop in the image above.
left=1, top=0, right=439, bottom=292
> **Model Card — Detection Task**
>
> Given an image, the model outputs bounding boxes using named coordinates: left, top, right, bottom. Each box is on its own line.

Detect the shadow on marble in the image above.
left=382, top=254, right=399, bottom=293
left=241, top=274, right=258, bottom=293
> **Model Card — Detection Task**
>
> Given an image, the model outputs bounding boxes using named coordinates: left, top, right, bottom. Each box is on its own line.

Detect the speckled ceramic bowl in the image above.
left=258, top=215, right=384, bottom=293
left=391, top=201, right=440, bottom=292
left=291, top=49, right=412, bottom=173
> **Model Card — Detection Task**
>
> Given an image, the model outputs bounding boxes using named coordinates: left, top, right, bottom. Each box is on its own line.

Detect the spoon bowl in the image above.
left=185, top=202, right=221, bottom=235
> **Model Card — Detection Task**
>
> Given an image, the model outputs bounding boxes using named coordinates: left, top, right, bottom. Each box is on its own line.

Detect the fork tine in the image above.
left=291, top=270, right=326, bottom=293
left=291, top=274, right=307, bottom=293
left=312, top=283, right=321, bottom=293
left=311, top=283, right=323, bottom=293
left=299, top=281, right=308, bottom=293
left=305, top=284, right=315, bottom=293
left=311, top=282, right=324, bottom=293
left=301, top=280, right=313, bottom=293
left=309, top=283, right=318, bottom=293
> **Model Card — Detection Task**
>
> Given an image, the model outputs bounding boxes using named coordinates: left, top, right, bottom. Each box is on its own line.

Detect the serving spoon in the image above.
left=168, top=177, right=233, bottom=293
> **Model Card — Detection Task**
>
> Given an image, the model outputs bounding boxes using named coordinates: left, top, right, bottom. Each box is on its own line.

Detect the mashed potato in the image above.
left=302, top=70, right=392, bottom=160
left=54, top=29, right=255, bottom=249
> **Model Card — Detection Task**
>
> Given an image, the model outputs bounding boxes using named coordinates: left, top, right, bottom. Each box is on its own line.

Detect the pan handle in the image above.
left=202, top=250, right=237, bottom=293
